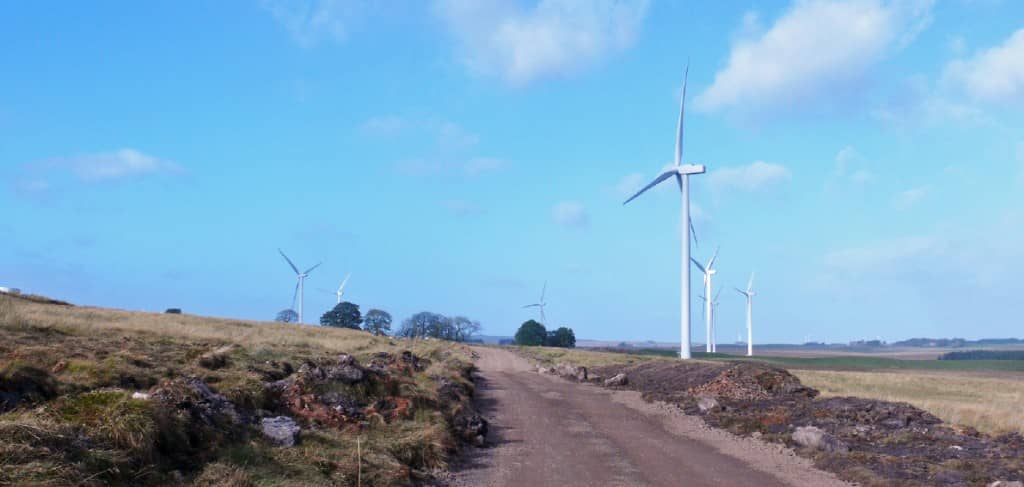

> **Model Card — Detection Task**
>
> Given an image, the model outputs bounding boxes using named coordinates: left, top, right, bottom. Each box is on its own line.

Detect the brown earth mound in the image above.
left=584, top=361, right=1024, bottom=486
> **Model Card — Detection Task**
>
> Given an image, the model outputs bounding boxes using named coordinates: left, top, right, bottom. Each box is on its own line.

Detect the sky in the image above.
left=2, top=0, right=1023, bottom=344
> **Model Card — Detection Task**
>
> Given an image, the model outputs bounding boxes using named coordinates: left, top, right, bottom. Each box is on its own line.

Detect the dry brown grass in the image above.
left=793, top=369, right=1024, bottom=435
left=514, top=345, right=678, bottom=369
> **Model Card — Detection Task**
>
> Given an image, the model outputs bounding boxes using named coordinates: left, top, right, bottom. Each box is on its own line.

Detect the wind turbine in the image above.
left=711, top=288, right=721, bottom=353
left=691, top=247, right=719, bottom=353
left=623, top=63, right=706, bottom=360
left=523, top=281, right=548, bottom=327
left=734, top=272, right=755, bottom=356
left=278, top=249, right=321, bottom=324
left=329, top=273, right=352, bottom=304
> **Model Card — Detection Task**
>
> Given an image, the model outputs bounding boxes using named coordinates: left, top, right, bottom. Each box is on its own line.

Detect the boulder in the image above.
left=555, top=363, right=587, bottom=381
left=792, top=426, right=849, bottom=453
left=261, top=416, right=300, bottom=447
left=697, top=395, right=720, bottom=413
left=453, top=411, right=488, bottom=447
left=604, top=373, right=628, bottom=387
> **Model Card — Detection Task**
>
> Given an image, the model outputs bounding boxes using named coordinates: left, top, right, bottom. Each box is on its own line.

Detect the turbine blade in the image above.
left=714, top=287, right=722, bottom=302
left=707, top=246, right=720, bottom=270
left=734, top=287, right=746, bottom=295
left=674, top=61, right=689, bottom=167
left=338, top=273, right=351, bottom=292
left=279, top=249, right=300, bottom=275
left=689, top=217, right=699, bottom=248
left=523, top=304, right=540, bottom=308
left=748, top=272, right=755, bottom=293
left=304, top=262, right=321, bottom=274
left=690, top=257, right=706, bottom=274
left=291, top=281, right=299, bottom=309
left=623, top=170, right=676, bottom=205
left=541, top=281, right=547, bottom=302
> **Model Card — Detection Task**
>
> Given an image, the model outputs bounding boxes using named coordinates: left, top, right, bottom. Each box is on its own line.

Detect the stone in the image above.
left=604, top=373, right=629, bottom=387
left=697, top=396, right=720, bottom=413
left=792, top=426, right=849, bottom=453
left=261, top=416, right=301, bottom=447
left=989, top=482, right=1024, bottom=487
left=131, top=392, right=151, bottom=400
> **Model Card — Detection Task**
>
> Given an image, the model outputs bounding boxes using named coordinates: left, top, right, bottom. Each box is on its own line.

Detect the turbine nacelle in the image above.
left=675, top=164, right=706, bottom=175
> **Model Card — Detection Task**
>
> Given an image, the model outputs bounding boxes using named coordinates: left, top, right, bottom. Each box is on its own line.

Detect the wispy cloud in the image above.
left=696, top=0, right=934, bottom=116
left=359, top=115, right=405, bottom=137
left=261, top=0, right=357, bottom=47
left=433, top=0, right=649, bottom=86
left=552, top=201, right=590, bottom=230
left=943, top=28, right=1024, bottom=103
left=709, top=161, right=791, bottom=193
left=13, top=148, right=182, bottom=197
left=894, top=185, right=929, bottom=209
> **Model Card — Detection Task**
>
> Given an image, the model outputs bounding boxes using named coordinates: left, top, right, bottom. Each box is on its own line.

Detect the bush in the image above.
left=514, top=320, right=546, bottom=346
left=165, top=308, right=182, bottom=314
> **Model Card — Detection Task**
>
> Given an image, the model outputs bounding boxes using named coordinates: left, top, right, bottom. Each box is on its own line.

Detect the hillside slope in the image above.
left=0, top=295, right=485, bottom=486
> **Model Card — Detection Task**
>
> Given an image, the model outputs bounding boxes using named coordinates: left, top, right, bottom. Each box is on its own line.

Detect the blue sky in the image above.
left=2, top=0, right=1023, bottom=343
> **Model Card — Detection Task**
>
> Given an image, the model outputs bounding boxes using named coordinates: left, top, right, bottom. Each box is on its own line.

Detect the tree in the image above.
left=514, top=320, right=547, bottom=346
left=397, top=311, right=445, bottom=338
left=320, top=302, right=362, bottom=329
left=450, top=316, right=482, bottom=342
left=363, top=309, right=393, bottom=336
left=275, top=309, right=298, bottom=323
left=546, top=327, right=576, bottom=348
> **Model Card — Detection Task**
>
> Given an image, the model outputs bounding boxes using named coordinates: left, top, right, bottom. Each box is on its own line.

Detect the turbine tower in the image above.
left=279, top=249, right=321, bottom=324
left=523, top=281, right=548, bottom=327
left=711, top=287, right=721, bottom=353
left=734, top=272, right=756, bottom=356
left=691, top=247, right=719, bottom=353
left=331, top=273, right=351, bottom=304
left=623, top=64, right=706, bottom=360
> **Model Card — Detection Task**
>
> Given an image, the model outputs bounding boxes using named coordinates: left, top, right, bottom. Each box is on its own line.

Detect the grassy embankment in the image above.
left=0, top=294, right=477, bottom=486
left=518, top=345, right=1024, bottom=435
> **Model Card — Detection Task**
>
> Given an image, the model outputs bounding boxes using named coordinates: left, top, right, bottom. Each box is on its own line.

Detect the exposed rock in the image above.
left=696, top=396, right=719, bottom=413
left=792, top=426, right=849, bottom=453
left=604, top=373, right=628, bottom=387
left=131, top=392, right=151, bottom=400
left=989, top=481, right=1024, bottom=487
left=453, top=411, right=488, bottom=447
left=555, top=363, right=587, bottom=381
left=153, top=376, right=243, bottom=427
left=261, top=416, right=300, bottom=447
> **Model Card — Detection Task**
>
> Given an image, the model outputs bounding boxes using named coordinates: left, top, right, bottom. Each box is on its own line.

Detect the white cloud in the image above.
left=944, top=28, right=1024, bottom=103
left=614, top=172, right=645, bottom=199
left=827, top=145, right=873, bottom=189
left=261, top=0, right=355, bottom=47
left=696, top=0, right=934, bottom=114
left=709, top=161, right=791, bottom=192
left=552, top=201, right=590, bottom=229
left=63, top=149, right=181, bottom=182
left=824, top=235, right=938, bottom=275
left=433, top=0, right=649, bottom=85
left=893, top=185, right=929, bottom=209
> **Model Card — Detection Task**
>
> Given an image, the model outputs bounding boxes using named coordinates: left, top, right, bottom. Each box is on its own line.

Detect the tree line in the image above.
left=274, top=302, right=481, bottom=342
left=514, top=319, right=576, bottom=348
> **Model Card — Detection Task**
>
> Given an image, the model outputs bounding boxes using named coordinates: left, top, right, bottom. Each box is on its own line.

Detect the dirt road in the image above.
left=446, top=347, right=846, bottom=487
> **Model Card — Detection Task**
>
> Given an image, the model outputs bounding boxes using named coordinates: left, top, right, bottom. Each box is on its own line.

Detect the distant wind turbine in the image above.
left=734, top=272, right=756, bottom=356
left=279, top=249, right=321, bottom=324
left=329, top=273, right=352, bottom=304
left=623, top=63, right=706, bottom=360
left=523, top=281, right=548, bottom=327
left=691, top=247, right=719, bottom=353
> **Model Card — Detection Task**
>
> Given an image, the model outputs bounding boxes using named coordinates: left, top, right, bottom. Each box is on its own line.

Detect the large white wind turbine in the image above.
left=523, top=281, right=548, bottom=327
left=623, top=64, right=706, bottom=360
left=691, top=247, right=719, bottom=353
left=330, top=273, right=352, bottom=304
left=279, top=249, right=321, bottom=324
left=734, top=272, right=756, bottom=356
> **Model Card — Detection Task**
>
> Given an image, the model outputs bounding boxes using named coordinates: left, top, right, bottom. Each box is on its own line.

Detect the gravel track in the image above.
left=444, top=347, right=847, bottom=486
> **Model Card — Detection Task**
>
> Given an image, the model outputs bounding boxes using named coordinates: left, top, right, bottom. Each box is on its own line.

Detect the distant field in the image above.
left=542, top=345, right=1024, bottom=435
left=794, top=369, right=1024, bottom=435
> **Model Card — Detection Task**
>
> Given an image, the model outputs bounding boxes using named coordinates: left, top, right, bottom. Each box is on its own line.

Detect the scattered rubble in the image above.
left=604, top=373, right=628, bottom=387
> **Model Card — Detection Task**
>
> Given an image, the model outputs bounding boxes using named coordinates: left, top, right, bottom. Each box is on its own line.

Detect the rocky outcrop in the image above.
left=696, top=396, right=719, bottom=413
left=261, top=416, right=300, bottom=447
left=792, top=425, right=849, bottom=453
left=604, top=373, right=628, bottom=387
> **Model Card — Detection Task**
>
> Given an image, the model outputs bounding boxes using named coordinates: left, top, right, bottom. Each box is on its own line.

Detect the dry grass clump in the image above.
left=0, top=294, right=478, bottom=485
left=793, top=369, right=1024, bottom=435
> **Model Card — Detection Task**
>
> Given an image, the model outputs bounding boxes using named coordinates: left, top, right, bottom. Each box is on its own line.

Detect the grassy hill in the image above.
left=0, top=294, right=483, bottom=486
